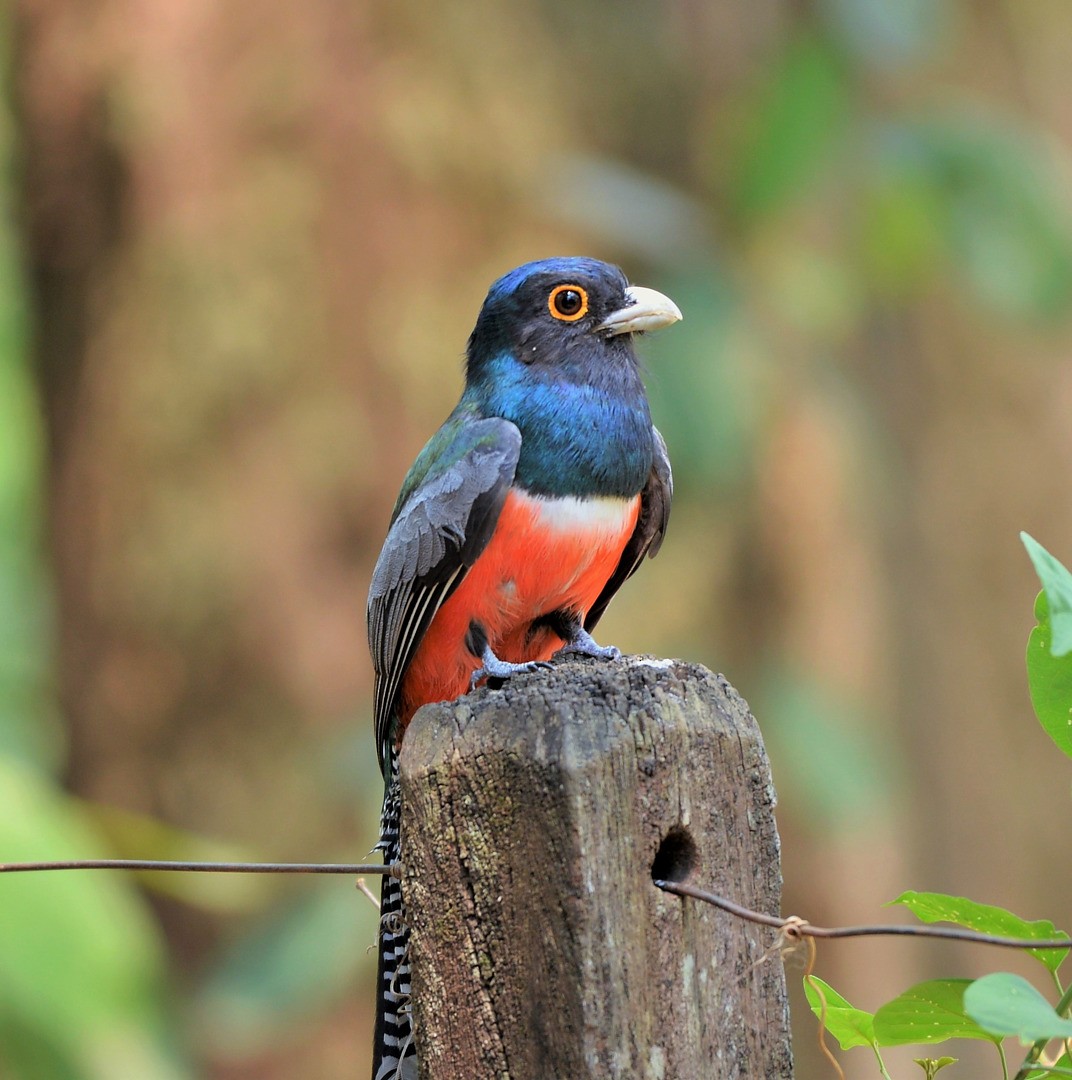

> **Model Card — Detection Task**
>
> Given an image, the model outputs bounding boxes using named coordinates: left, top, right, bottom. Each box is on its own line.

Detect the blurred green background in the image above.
left=2, top=1, right=1071, bottom=1077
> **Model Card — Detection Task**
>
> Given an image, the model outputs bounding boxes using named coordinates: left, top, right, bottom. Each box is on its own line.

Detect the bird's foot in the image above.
left=553, top=626, right=621, bottom=662
left=469, top=645, right=552, bottom=691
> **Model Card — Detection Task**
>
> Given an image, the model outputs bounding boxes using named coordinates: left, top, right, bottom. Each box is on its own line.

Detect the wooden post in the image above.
left=399, top=656, right=793, bottom=1079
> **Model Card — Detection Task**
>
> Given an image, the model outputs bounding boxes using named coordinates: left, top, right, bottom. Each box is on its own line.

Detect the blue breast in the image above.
left=465, top=353, right=654, bottom=499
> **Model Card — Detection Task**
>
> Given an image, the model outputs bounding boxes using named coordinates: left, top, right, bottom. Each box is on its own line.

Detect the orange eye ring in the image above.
left=548, top=284, right=589, bottom=322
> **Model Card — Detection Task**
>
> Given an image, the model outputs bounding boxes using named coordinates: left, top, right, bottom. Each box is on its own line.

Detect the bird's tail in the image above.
left=372, top=747, right=417, bottom=1080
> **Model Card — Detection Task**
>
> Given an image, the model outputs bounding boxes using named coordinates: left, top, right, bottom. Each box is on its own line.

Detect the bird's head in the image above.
left=464, top=257, right=682, bottom=389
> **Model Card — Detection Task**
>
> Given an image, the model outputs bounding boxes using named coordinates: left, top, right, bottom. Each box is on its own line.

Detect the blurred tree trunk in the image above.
left=866, top=296, right=1072, bottom=921
left=16, top=0, right=394, bottom=856
left=13, top=1, right=575, bottom=1073
left=14, top=0, right=571, bottom=838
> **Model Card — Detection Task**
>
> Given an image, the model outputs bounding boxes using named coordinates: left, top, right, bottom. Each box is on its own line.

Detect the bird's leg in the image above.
left=469, top=643, right=552, bottom=690
left=553, top=618, right=621, bottom=661
left=467, top=622, right=552, bottom=690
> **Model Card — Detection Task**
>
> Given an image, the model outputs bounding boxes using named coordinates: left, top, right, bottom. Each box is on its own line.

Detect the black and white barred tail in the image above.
left=372, top=748, right=417, bottom=1080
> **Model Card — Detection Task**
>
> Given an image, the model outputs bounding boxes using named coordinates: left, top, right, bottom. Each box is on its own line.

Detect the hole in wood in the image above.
left=651, top=825, right=697, bottom=884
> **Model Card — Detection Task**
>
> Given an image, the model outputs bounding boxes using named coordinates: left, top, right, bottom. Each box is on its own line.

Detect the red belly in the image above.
left=398, top=488, right=639, bottom=727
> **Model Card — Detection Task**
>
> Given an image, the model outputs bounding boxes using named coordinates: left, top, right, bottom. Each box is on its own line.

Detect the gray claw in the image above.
left=554, top=626, right=621, bottom=661
left=470, top=647, right=553, bottom=690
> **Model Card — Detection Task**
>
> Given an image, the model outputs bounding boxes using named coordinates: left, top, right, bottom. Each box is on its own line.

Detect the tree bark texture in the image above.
left=399, top=655, right=793, bottom=1080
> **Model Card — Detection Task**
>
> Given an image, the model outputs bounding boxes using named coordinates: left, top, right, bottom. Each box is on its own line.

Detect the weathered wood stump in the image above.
left=399, top=656, right=792, bottom=1079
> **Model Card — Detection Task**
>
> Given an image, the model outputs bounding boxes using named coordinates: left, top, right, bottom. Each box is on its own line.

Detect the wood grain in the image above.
left=400, top=655, right=793, bottom=1079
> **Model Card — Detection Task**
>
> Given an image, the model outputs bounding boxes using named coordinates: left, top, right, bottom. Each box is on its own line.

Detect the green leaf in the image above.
left=1027, top=590, right=1072, bottom=759
left=964, top=973, right=1072, bottom=1043
left=1023, top=533, right=1072, bottom=656
left=858, top=167, right=945, bottom=294
left=873, top=979, right=1001, bottom=1046
left=1022, top=535, right=1072, bottom=760
left=1027, top=609, right=1072, bottom=769
left=938, top=124, right=1072, bottom=321
left=803, top=976, right=878, bottom=1050
left=758, top=666, right=896, bottom=826
left=869, top=120, right=1072, bottom=321
left=194, top=883, right=378, bottom=1054
left=913, top=1058, right=958, bottom=1080
left=890, top=891, right=1069, bottom=975
left=88, top=801, right=271, bottom=912
left=728, top=34, right=850, bottom=222
left=0, top=758, right=189, bottom=1079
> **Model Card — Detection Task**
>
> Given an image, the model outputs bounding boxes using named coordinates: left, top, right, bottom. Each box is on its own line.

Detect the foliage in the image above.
left=805, top=542, right=1072, bottom=1077
left=0, top=764, right=187, bottom=1080
left=964, top=976, right=1072, bottom=1043
left=914, top=1060, right=958, bottom=1080
left=1023, top=535, right=1072, bottom=760
left=0, top=31, right=188, bottom=1078
left=3, top=0, right=1072, bottom=1075
left=804, top=976, right=880, bottom=1052
left=873, top=980, right=1001, bottom=1048
left=1023, top=534, right=1072, bottom=660
left=192, top=885, right=378, bottom=1055
left=890, top=893, right=1070, bottom=975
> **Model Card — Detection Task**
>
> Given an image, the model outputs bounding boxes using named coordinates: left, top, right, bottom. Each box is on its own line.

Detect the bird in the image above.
left=366, top=256, right=680, bottom=1080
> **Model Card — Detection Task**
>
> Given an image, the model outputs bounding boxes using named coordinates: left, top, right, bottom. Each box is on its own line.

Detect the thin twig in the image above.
left=0, top=859, right=394, bottom=875
left=355, top=877, right=382, bottom=910
left=654, top=879, right=1071, bottom=951
left=803, top=937, right=847, bottom=1080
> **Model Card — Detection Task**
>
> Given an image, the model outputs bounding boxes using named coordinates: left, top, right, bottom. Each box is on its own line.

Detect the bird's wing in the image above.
left=584, top=426, right=673, bottom=633
left=368, top=412, right=522, bottom=772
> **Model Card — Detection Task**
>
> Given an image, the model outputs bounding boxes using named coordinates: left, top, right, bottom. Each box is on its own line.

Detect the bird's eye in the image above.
left=548, top=284, right=589, bottom=322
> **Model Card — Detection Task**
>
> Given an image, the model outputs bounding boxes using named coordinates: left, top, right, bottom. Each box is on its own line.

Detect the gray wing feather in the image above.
left=368, top=419, right=521, bottom=771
